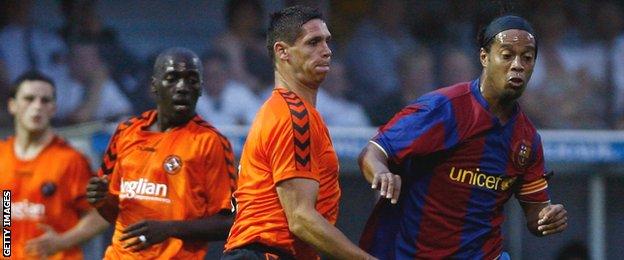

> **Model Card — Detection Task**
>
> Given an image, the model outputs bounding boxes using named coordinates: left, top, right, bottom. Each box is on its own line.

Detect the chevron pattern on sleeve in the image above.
left=278, top=89, right=311, bottom=171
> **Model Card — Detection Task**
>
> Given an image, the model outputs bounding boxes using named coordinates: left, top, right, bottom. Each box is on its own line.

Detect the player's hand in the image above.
left=86, top=176, right=109, bottom=206
left=537, top=204, right=567, bottom=236
left=120, top=220, right=171, bottom=252
left=371, top=171, right=401, bottom=204
left=24, top=223, right=65, bottom=257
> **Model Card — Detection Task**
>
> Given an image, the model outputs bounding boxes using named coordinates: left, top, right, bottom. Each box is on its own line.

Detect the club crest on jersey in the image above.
left=40, top=182, right=57, bottom=197
left=512, top=140, right=532, bottom=169
left=163, top=155, right=183, bottom=174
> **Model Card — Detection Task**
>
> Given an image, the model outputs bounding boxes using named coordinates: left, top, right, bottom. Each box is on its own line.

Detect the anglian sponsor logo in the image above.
left=3, top=190, right=11, bottom=257
left=448, top=167, right=517, bottom=191
left=120, top=178, right=170, bottom=203
left=12, top=200, right=45, bottom=221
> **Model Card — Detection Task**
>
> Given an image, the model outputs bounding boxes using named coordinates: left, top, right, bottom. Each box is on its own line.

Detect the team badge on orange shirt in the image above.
left=40, top=182, right=57, bottom=197
left=163, top=155, right=183, bottom=174
left=512, top=140, right=531, bottom=169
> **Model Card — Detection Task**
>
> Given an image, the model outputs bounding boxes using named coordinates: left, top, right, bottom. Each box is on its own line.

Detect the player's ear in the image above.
left=274, top=41, right=289, bottom=61
left=479, top=47, right=488, bottom=68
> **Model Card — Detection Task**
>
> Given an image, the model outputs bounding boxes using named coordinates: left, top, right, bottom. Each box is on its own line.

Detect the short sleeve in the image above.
left=64, top=153, right=94, bottom=213
left=515, top=134, right=550, bottom=203
left=98, top=123, right=124, bottom=195
left=373, top=97, right=458, bottom=163
left=203, top=134, right=237, bottom=216
left=267, top=93, right=319, bottom=184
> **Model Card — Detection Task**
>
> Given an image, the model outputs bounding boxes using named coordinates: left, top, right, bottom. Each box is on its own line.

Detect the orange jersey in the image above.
left=0, top=136, right=92, bottom=260
left=99, top=110, right=236, bottom=259
left=225, top=89, right=341, bottom=259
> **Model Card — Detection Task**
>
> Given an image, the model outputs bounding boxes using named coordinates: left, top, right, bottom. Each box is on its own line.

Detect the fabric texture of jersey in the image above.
left=360, top=79, right=550, bottom=259
left=98, top=110, right=236, bottom=259
left=0, top=136, right=92, bottom=260
left=225, top=88, right=341, bottom=259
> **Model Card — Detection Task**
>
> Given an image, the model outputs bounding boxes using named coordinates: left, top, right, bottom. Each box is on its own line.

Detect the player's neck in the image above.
left=13, top=128, right=54, bottom=160
left=152, top=108, right=194, bottom=132
left=479, top=79, right=515, bottom=123
left=275, top=70, right=318, bottom=107
left=488, top=102, right=515, bottom=124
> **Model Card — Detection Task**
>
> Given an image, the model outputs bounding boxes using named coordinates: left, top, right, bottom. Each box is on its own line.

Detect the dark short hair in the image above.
left=477, top=14, right=537, bottom=54
left=9, top=70, right=56, bottom=99
left=226, top=0, right=263, bottom=28
left=266, top=5, right=322, bottom=64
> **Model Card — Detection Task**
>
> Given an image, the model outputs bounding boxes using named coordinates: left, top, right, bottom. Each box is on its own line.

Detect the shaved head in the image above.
left=153, top=47, right=203, bottom=78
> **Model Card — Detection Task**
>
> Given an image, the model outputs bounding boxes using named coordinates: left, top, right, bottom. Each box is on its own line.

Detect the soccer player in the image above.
left=86, top=47, right=236, bottom=259
left=358, top=15, right=568, bottom=259
left=223, top=5, right=376, bottom=260
left=0, top=71, right=109, bottom=259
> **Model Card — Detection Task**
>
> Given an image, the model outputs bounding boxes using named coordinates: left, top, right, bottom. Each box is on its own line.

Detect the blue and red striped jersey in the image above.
left=360, top=79, right=550, bottom=259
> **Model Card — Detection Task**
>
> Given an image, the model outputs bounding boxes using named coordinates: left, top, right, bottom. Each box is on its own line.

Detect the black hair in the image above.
left=9, top=70, right=56, bottom=99
left=266, top=5, right=323, bottom=64
left=226, top=0, right=263, bottom=28
left=477, top=14, right=537, bottom=54
left=476, top=20, right=496, bottom=52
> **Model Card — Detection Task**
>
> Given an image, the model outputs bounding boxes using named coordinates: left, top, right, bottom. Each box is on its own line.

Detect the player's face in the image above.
left=8, top=80, right=56, bottom=133
left=152, top=55, right=202, bottom=118
left=288, top=19, right=332, bottom=88
left=482, top=29, right=536, bottom=101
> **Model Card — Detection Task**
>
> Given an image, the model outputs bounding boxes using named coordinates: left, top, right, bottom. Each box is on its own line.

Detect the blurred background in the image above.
left=0, top=0, right=622, bottom=259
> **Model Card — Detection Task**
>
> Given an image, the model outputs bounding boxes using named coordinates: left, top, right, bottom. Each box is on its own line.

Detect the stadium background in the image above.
left=0, top=0, right=623, bottom=259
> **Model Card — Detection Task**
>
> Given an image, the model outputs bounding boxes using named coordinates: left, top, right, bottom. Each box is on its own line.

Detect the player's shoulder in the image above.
left=406, top=82, right=472, bottom=114
left=265, top=89, right=301, bottom=115
left=48, top=136, right=91, bottom=163
left=250, top=89, right=303, bottom=128
left=271, top=88, right=313, bottom=120
left=0, top=136, right=12, bottom=152
left=188, top=116, right=232, bottom=143
left=433, top=81, right=473, bottom=100
left=515, top=109, right=540, bottom=136
left=118, top=110, right=154, bottom=130
left=111, top=110, right=154, bottom=137
left=0, top=135, right=10, bottom=144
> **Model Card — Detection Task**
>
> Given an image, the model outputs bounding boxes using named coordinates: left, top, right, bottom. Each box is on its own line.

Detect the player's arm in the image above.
left=162, top=213, right=233, bottom=241
left=89, top=123, right=128, bottom=223
left=276, top=178, right=377, bottom=260
left=520, top=201, right=567, bottom=236
left=86, top=176, right=119, bottom=223
left=118, top=212, right=234, bottom=251
left=358, top=142, right=401, bottom=204
left=57, top=209, right=110, bottom=247
left=518, top=136, right=567, bottom=237
left=25, top=209, right=109, bottom=256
